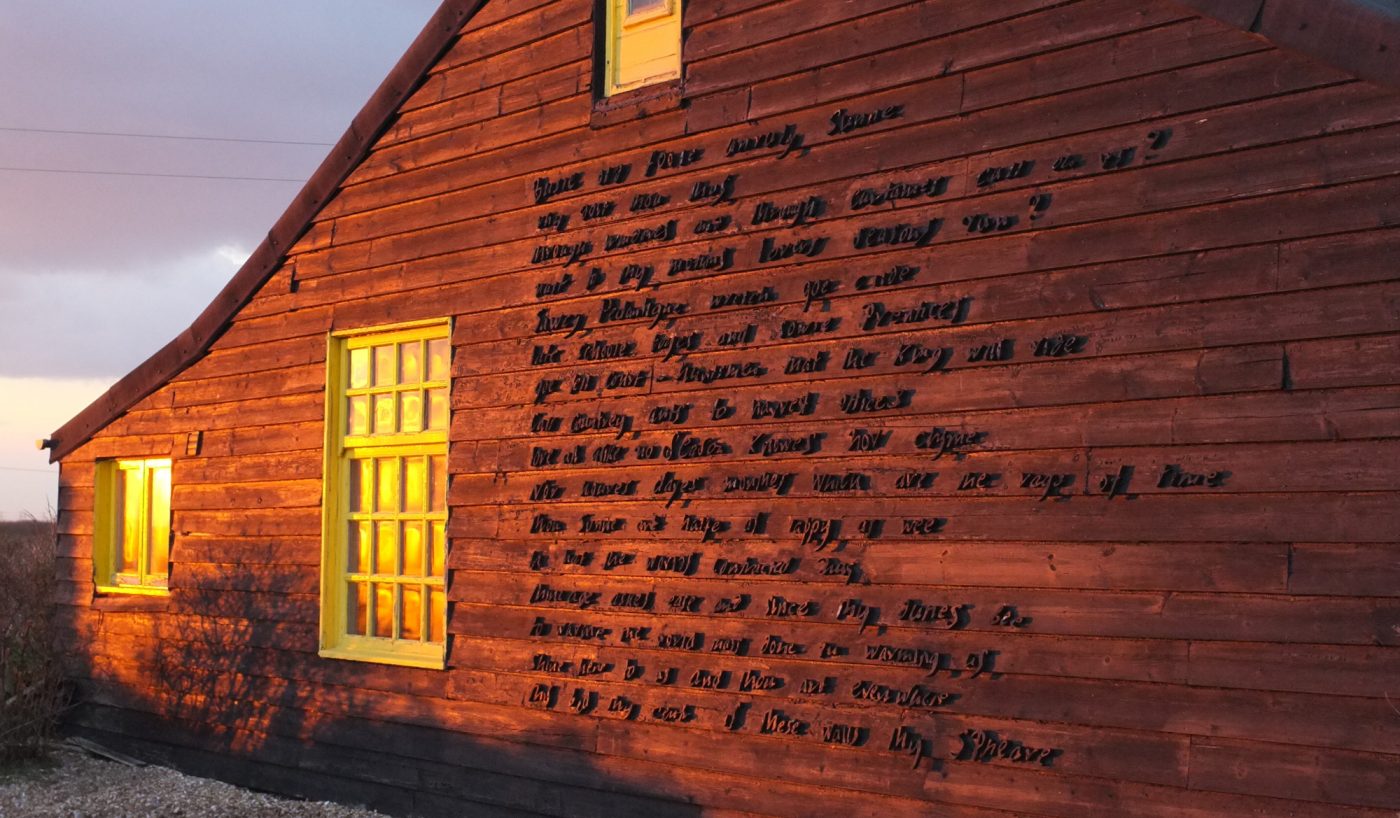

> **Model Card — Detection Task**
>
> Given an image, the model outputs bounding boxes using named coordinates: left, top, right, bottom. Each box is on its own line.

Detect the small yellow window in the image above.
left=94, top=458, right=172, bottom=595
left=321, top=320, right=451, bottom=669
left=603, top=0, right=683, bottom=97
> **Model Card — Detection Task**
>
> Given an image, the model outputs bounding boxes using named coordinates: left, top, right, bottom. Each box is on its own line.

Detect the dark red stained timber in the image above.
left=48, top=0, right=1400, bottom=816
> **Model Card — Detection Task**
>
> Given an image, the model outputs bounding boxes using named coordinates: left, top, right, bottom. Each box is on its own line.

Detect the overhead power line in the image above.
left=0, top=125, right=333, bottom=147
left=0, top=166, right=306, bottom=183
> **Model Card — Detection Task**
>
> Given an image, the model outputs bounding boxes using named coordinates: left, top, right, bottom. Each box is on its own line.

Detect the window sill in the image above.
left=319, top=643, right=446, bottom=671
left=591, top=79, right=684, bottom=129
left=92, top=589, right=171, bottom=613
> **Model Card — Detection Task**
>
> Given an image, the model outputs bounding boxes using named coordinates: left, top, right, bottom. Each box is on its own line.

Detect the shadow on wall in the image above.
left=53, top=555, right=705, bottom=817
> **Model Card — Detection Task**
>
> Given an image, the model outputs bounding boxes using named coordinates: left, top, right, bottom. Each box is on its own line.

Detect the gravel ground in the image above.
left=0, top=747, right=389, bottom=818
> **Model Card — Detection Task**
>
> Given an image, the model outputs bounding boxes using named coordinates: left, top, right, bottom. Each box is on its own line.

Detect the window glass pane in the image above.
left=373, top=393, right=396, bottom=435
left=119, top=467, right=143, bottom=575
left=402, top=522, right=424, bottom=577
left=348, top=582, right=368, bottom=635
left=429, top=588, right=446, bottom=644
left=403, top=457, right=426, bottom=514
left=400, top=391, right=424, bottom=434
left=428, top=388, right=449, bottom=431
left=375, top=521, right=397, bottom=575
left=430, top=522, right=446, bottom=578
left=376, top=458, right=400, bottom=512
left=349, top=458, right=369, bottom=513
left=429, top=456, right=447, bottom=513
left=349, top=521, right=372, bottom=574
left=427, top=338, right=450, bottom=381
left=374, top=345, right=396, bottom=387
left=347, top=395, right=370, bottom=436
left=401, top=585, right=423, bottom=641
left=349, top=347, right=371, bottom=389
left=146, top=463, right=171, bottom=581
left=372, top=583, right=394, bottom=638
left=628, top=0, right=667, bottom=15
left=400, top=341, right=423, bottom=384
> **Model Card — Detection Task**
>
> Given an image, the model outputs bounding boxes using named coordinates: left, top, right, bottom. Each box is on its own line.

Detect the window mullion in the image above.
left=137, top=462, right=151, bottom=588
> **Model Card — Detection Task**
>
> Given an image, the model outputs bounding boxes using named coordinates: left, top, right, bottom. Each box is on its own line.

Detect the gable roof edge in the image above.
left=1174, top=0, right=1400, bottom=90
left=47, top=0, right=487, bottom=463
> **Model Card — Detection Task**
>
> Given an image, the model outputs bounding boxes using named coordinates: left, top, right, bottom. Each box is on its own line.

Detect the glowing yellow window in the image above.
left=603, top=0, right=683, bottom=97
left=94, top=458, right=172, bottom=595
left=322, top=321, right=451, bottom=668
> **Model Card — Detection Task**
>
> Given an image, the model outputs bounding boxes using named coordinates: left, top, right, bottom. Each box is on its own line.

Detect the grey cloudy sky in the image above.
left=0, top=0, right=442, bottom=516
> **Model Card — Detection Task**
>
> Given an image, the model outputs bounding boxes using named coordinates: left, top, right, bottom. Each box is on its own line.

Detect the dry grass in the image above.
left=0, top=518, right=68, bottom=761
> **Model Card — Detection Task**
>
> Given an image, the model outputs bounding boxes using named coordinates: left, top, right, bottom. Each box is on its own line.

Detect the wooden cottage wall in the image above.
left=55, top=0, right=1400, bottom=815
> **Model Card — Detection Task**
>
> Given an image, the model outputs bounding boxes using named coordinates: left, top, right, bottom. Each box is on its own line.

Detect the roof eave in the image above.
left=1175, top=0, right=1400, bottom=90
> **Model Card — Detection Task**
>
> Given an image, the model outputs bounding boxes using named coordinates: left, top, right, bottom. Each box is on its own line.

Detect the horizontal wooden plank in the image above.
left=173, top=451, right=322, bottom=485
left=458, top=342, right=1287, bottom=423
left=200, top=421, right=328, bottom=459
left=448, top=596, right=1192, bottom=684
left=170, top=363, right=325, bottom=409
left=449, top=580, right=1400, bottom=645
left=1288, top=333, right=1400, bottom=390
left=918, top=759, right=1400, bottom=818
left=454, top=538, right=1289, bottom=593
left=1186, top=641, right=1400, bottom=697
left=173, top=478, right=322, bottom=511
left=451, top=441, right=1400, bottom=508
left=172, top=536, right=322, bottom=567
left=1289, top=543, right=1400, bottom=597
left=455, top=386, right=1400, bottom=456
left=58, top=609, right=318, bottom=654
left=684, top=0, right=922, bottom=63
left=467, top=491, right=1400, bottom=546
left=175, top=508, right=324, bottom=539
left=174, top=562, right=320, bottom=595
left=684, top=0, right=1189, bottom=100
left=105, top=392, right=323, bottom=438
left=1187, top=737, right=1400, bottom=810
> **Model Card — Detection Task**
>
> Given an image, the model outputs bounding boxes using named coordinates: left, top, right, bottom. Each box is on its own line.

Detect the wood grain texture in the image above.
left=52, top=0, right=1400, bottom=815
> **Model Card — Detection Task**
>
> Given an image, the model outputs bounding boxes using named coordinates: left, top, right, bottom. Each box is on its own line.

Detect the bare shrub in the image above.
left=0, top=517, right=68, bottom=760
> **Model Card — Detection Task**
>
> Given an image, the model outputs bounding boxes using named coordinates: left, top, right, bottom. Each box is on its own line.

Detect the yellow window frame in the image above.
left=320, top=319, right=452, bottom=669
left=603, top=0, right=683, bottom=97
left=93, top=458, right=172, bottom=596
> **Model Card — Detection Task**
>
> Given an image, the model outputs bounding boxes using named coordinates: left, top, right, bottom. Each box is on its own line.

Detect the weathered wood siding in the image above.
left=54, top=0, right=1400, bottom=815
